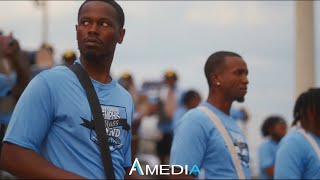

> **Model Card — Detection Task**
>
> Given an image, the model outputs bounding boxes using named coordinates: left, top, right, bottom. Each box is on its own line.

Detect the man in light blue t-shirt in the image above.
left=275, top=130, right=320, bottom=179
left=275, top=88, right=320, bottom=179
left=170, top=51, right=251, bottom=179
left=0, top=1, right=132, bottom=179
left=258, top=116, right=287, bottom=179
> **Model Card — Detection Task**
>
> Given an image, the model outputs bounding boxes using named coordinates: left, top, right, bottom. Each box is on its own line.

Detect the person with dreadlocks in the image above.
left=258, top=116, right=287, bottom=179
left=274, top=88, right=320, bottom=179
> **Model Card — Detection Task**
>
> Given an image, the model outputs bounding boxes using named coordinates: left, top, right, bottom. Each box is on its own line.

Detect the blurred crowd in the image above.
left=0, top=31, right=250, bottom=179
left=2, top=28, right=319, bottom=180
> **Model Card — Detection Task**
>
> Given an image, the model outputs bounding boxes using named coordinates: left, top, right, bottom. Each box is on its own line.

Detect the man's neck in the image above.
left=80, top=56, right=112, bottom=84
left=206, top=93, right=232, bottom=115
left=271, top=136, right=281, bottom=143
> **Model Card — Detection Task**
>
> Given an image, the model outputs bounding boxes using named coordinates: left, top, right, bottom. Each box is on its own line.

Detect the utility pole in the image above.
left=34, top=0, right=49, bottom=44
left=42, top=1, right=48, bottom=44
left=295, top=1, right=315, bottom=97
left=33, top=1, right=54, bottom=69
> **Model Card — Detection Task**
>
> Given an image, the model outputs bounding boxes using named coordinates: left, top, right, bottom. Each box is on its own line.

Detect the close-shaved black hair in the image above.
left=292, top=88, right=320, bottom=127
left=204, top=51, right=242, bottom=88
left=182, top=89, right=201, bottom=105
left=78, top=0, right=125, bottom=28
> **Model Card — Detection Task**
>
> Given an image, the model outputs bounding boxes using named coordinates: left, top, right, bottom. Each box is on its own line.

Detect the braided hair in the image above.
left=182, top=90, right=201, bottom=105
left=292, top=88, right=320, bottom=127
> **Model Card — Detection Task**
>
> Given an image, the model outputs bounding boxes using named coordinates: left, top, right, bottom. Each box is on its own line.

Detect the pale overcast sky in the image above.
left=1, top=1, right=319, bottom=175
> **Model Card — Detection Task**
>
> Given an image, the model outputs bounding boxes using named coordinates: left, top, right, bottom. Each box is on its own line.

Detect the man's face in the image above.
left=218, top=56, right=249, bottom=102
left=272, top=122, right=287, bottom=140
left=76, top=1, right=125, bottom=61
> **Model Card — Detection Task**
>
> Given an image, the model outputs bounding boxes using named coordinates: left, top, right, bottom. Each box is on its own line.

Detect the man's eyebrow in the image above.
left=100, top=17, right=114, bottom=22
left=234, top=68, right=248, bottom=74
left=240, top=68, right=248, bottom=75
left=79, top=16, right=90, bottom=20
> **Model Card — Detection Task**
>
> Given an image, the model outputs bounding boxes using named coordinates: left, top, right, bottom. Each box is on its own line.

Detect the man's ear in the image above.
left=211, top=74, right=221, bottom=87
left=75, top=25, right=78, bottom=40
left=117, top=28, right=126, bottom=44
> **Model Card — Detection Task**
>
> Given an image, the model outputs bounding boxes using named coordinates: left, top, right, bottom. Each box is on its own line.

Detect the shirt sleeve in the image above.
left=274, top=135, right=303, bottom=179
left=170, top=112, right=206, bottom=176
left=259, top=142, right=274, bottom=169
left=3, top=74, right=54, bottom=152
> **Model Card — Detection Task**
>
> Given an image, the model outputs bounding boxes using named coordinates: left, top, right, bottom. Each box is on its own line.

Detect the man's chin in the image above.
left=236, top=96, right=245, bottom=103
left=83, top=51, right=105, bottom=62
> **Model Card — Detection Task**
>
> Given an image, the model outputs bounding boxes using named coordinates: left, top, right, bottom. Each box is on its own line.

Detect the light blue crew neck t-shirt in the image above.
left=275, top=129, right=320, bottom=179
left=258, top=139, right=278, bottom=179
left=4, top=60, right=133, bottom=179
left=170, top=102, right=251, bottom=179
